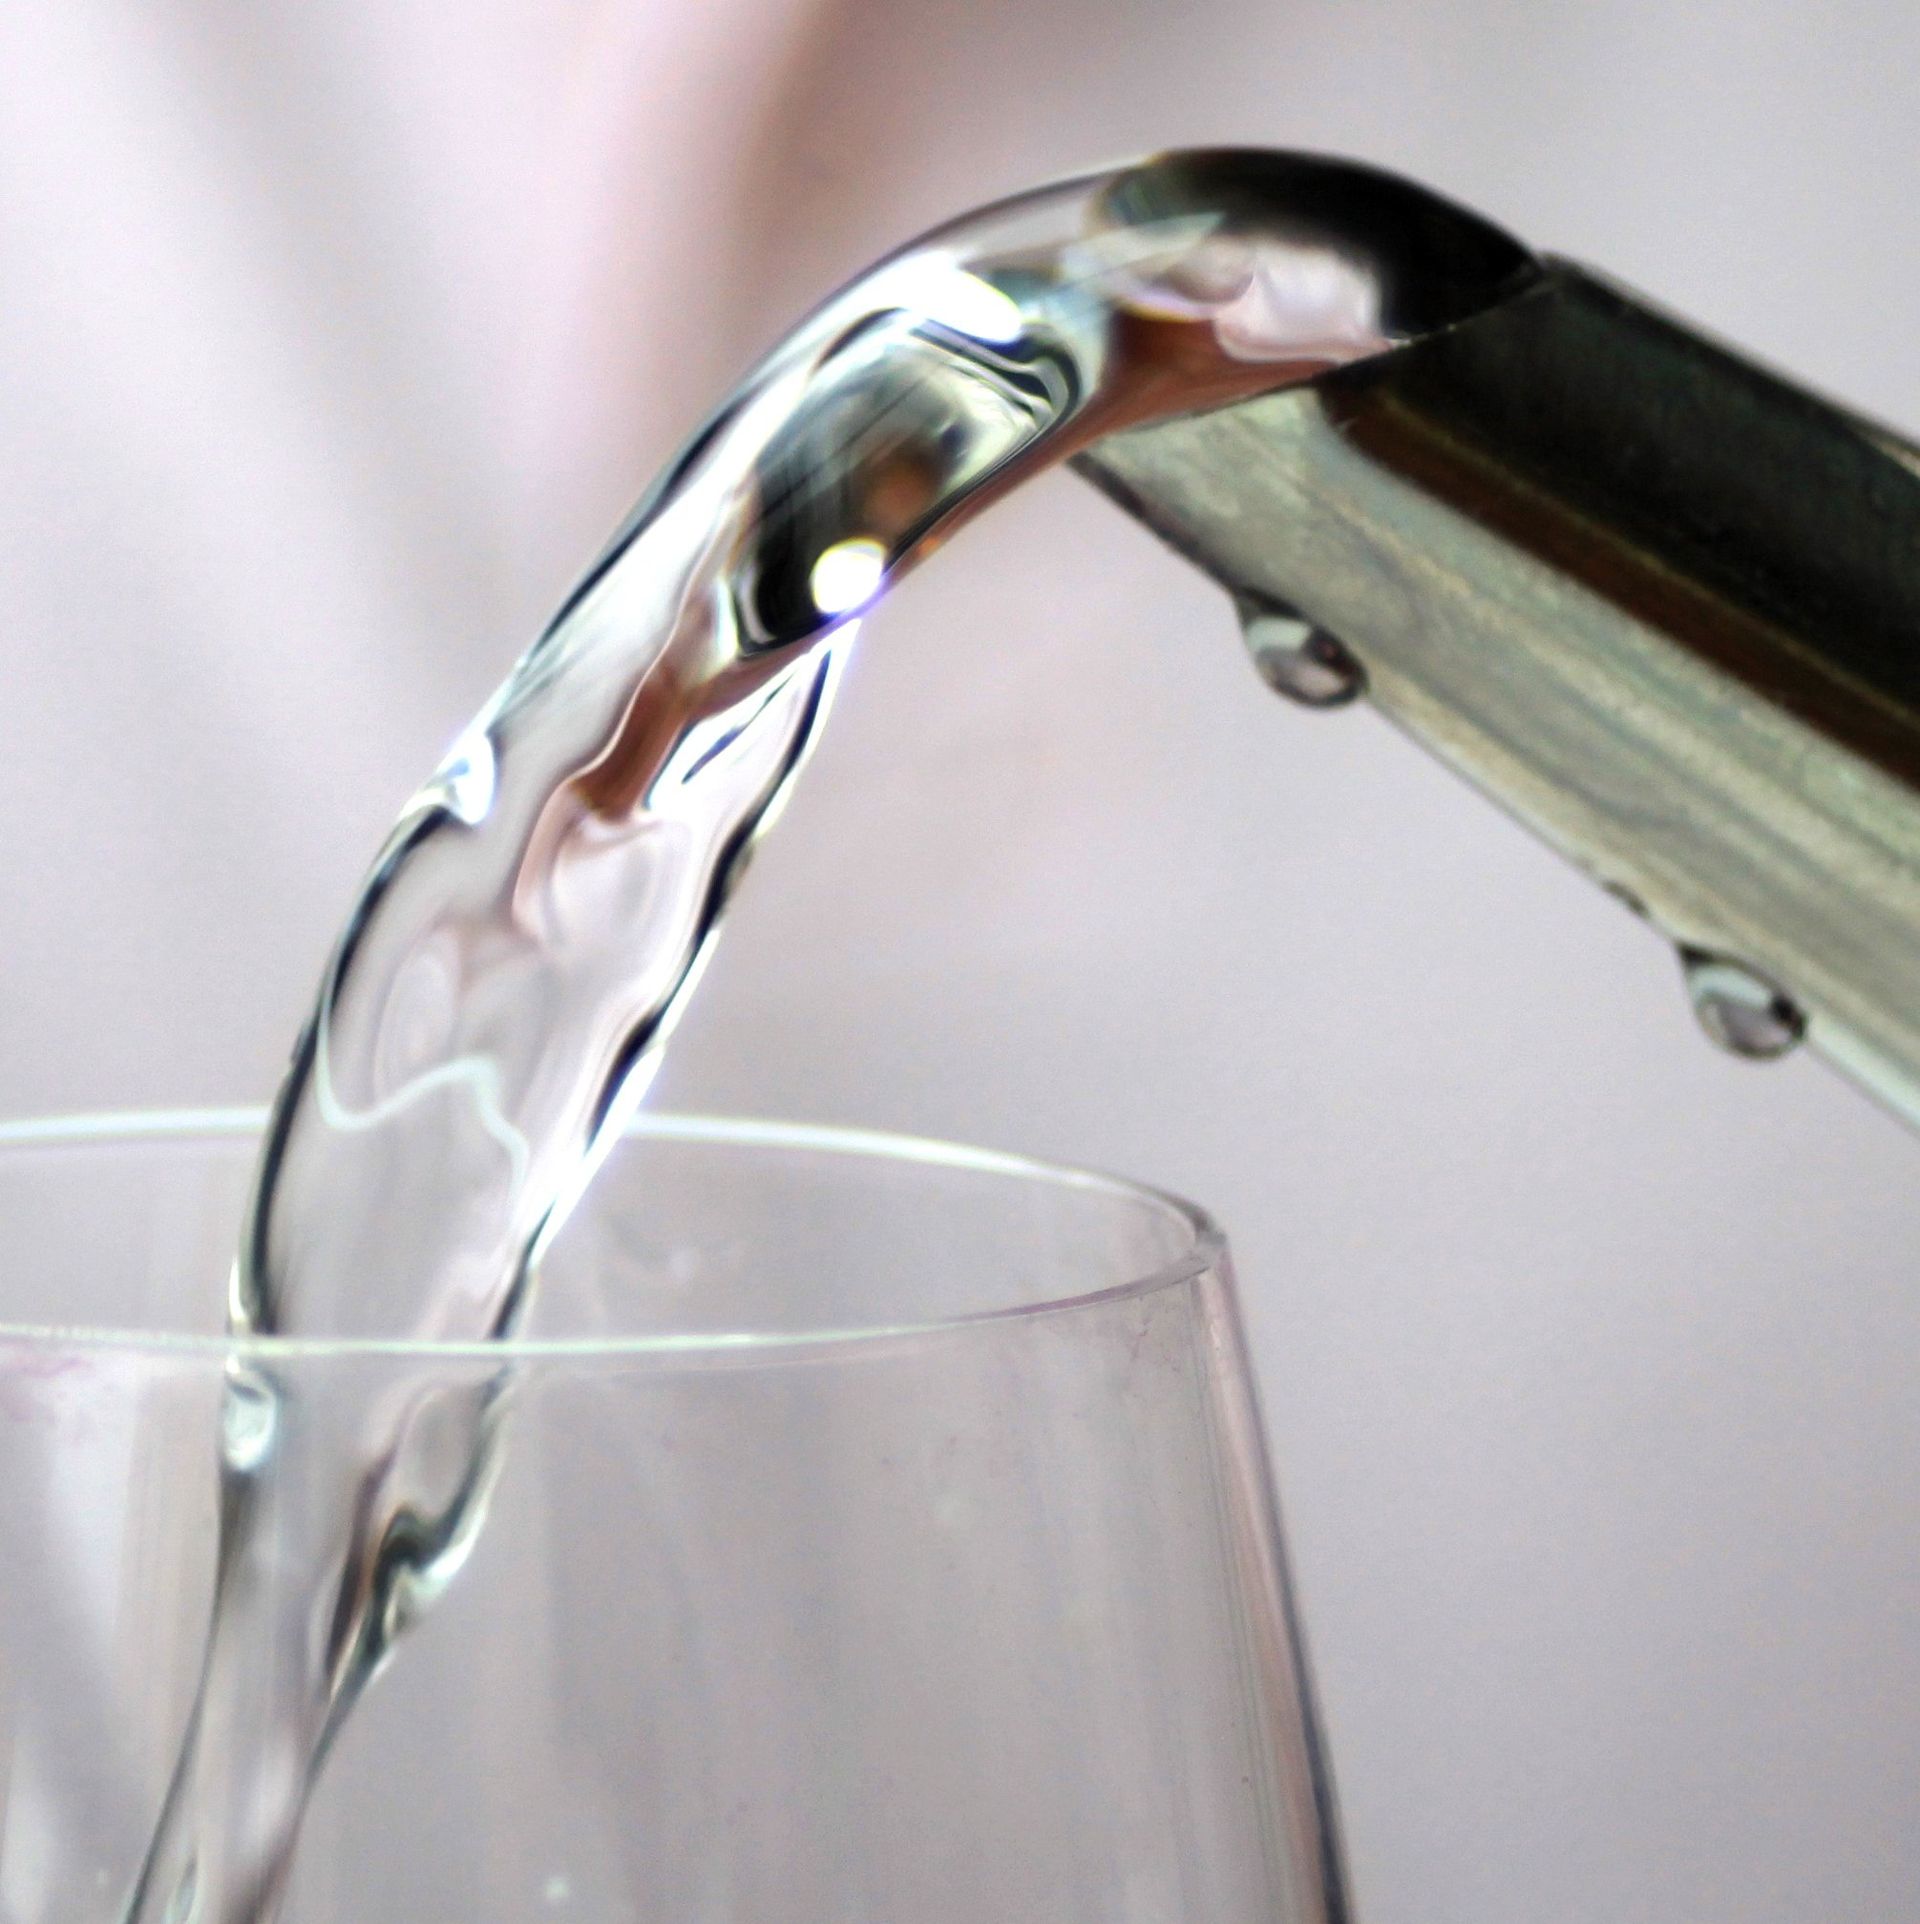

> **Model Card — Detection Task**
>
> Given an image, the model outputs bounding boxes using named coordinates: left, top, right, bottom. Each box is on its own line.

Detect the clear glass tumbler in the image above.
left=0, top=1111, right=1345, bottom=1924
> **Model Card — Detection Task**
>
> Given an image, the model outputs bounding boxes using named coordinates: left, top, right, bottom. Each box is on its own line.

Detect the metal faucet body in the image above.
left=1077, top=192, right=1920, bottom=1122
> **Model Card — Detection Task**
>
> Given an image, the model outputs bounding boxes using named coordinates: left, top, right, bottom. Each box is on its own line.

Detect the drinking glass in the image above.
left=0, top=1110, right=1346, bottom=1923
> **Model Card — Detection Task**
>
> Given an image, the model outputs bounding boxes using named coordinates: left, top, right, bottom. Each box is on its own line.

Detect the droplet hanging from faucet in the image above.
left=1680, top=947, right=1807, bottom=1060
left=1235, top=593, right=1366, bottom=708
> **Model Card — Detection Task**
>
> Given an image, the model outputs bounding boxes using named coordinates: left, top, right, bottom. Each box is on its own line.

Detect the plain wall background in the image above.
left=4, top=3, right=1920, bottom=1918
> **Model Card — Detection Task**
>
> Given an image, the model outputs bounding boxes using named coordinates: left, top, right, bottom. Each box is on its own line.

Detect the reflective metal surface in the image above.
left=1078, top=257, right=1920, bottom=1123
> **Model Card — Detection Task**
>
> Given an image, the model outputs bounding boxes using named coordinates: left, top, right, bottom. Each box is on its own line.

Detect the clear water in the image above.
left=124, top=150, right=1424, bottom=1921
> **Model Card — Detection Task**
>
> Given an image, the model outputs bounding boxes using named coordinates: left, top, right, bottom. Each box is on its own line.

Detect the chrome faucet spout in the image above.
left=1078, top=206, right=1920, bottom=1126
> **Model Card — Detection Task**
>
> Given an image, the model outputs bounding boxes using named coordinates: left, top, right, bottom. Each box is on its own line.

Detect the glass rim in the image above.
left=0, top=1106, right=1226, bottom=1363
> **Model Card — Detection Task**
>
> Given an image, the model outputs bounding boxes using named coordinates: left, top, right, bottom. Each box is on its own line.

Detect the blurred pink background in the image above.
left=4, top=3, right=1920, bottom=1918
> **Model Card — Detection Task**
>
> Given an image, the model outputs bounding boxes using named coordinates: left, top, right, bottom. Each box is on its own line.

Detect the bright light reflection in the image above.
left=809, top=537, right=888, bottom=616
left=865, top=252, right=1027, bottom=345
left=437, top=728, right=498, bottom=825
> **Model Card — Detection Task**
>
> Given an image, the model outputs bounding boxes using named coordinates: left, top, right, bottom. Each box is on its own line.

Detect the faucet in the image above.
left=1074, top=157, right=1920, bottom=1123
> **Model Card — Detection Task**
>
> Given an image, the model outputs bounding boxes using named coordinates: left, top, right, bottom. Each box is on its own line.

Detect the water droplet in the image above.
left=1680, top=948, right=1806, bottom=1060
left=1235, top=593, right=1365, bottom=707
